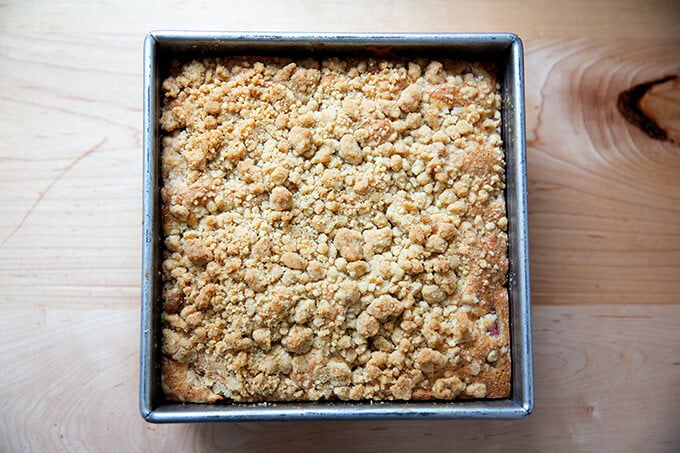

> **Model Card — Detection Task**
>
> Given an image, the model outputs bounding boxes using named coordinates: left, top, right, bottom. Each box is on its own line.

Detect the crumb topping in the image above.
left=159, top=57, right=510, bottom=403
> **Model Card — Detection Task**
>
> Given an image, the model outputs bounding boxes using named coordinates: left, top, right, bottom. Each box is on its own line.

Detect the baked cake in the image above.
left=159, top=56, right=510, bottom=402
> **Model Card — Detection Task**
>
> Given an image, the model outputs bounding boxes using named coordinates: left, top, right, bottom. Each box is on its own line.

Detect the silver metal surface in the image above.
left=141, top=31, right=532, bottom=422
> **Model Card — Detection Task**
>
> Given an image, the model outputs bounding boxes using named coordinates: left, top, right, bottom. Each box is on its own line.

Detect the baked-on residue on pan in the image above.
left=159, top=57, right=510, bottom=402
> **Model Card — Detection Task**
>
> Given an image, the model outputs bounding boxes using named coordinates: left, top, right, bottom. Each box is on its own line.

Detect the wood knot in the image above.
left=617, top=74, right=679, bottom=144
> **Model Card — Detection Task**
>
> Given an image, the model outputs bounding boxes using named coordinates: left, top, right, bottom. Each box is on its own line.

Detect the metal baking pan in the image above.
left=141, top=31, right=532, bottom=422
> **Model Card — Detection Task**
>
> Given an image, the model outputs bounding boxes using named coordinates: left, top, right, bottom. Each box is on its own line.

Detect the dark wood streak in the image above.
left=617, top=74, right=677, bottom=142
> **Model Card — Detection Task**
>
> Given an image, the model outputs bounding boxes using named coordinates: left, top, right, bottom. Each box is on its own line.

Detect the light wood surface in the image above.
left=1, top=1, right=679, bottom=451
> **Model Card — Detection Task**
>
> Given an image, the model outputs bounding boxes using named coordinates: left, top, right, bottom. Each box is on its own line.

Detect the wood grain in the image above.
left=0, top=0, right=679, bottom=451
left=1, top=306, right=678, bottom=451
left=525, top=39, right=680, bottom=305
left=640, top=76, right=680, bottom=143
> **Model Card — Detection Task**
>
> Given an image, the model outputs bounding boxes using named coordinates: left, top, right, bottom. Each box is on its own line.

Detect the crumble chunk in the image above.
left=160, top=57, right=510, bottom=403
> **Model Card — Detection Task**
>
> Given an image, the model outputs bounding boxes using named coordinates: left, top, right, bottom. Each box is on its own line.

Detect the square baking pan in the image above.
left=141, top=31, right=532, bottom=422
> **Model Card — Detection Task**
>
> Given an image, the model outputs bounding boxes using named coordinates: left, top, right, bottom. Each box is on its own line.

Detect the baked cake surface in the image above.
left=159, top=57, right=510, bottom=402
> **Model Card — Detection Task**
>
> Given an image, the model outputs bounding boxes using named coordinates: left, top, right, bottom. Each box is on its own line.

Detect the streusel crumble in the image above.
left=159, top=57, right=510, bottom=402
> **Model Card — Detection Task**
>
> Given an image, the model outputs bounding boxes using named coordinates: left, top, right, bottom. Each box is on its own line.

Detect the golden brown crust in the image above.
left=161, top=357, right=222, bottom=403
left=159, top=57, right=510, bottom=403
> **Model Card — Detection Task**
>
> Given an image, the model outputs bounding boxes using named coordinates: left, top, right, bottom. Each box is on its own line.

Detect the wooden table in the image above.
left=1, top=1, right=679, bottom=450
